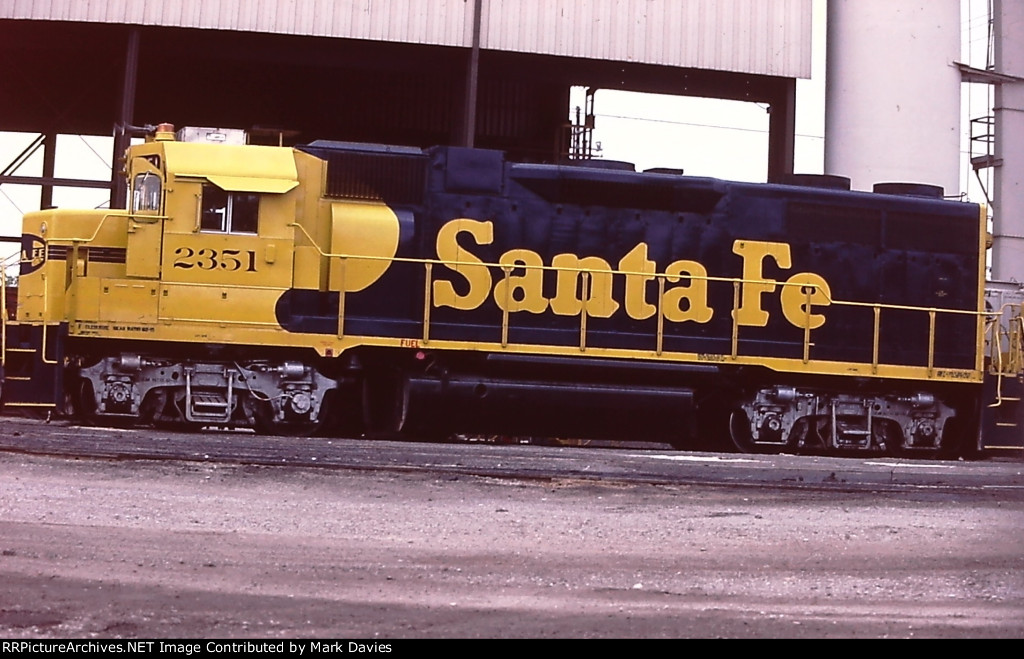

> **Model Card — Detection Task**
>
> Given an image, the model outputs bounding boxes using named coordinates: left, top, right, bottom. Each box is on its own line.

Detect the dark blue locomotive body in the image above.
left=279, top=143, right=981, bottom=372
left=273, top=142, right=985, bottom=452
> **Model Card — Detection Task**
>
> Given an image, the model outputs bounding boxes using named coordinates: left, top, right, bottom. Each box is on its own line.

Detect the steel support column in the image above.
left=40, top=132, right=56, bottom=210
left=767, top=78, right=796, bottom=183
left=992, top=0, right=1024, bottom=283
left=460, top=0, right=483, bottom=148
left=112, top=28, right=140, bottom=210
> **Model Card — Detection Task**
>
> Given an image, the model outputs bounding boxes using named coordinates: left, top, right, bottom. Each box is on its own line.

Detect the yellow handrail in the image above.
left=987, top=303, right=1024, bottom=374
left=39, top=272, right=58, bottom=365
left=289, top=221, right=987, bottom=376
left=986, top=302, right=1024, bottom=408
left=44, top=212, right=153, bottom=246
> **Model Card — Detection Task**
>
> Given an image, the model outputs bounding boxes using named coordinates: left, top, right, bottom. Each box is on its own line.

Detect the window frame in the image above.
left=200, top=182, right=259, bottom=234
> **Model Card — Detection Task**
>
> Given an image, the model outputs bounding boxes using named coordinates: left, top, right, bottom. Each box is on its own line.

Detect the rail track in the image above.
left=2, top=415, right=1022, bottom=498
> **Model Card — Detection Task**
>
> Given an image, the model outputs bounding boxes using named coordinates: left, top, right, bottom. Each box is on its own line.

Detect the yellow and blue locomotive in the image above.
left=1, top=123, right=1018, bottom=455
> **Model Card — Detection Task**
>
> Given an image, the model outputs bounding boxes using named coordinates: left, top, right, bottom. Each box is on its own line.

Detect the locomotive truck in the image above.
left=1, top=123, right=1021, bottom=455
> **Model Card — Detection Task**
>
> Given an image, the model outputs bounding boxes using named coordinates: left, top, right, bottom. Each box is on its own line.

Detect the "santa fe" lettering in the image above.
left=431, top=218, right=832, bottom=330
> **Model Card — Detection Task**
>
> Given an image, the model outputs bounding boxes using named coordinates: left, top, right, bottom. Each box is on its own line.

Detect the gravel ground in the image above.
left=0, top=445, right=1023, bottom=639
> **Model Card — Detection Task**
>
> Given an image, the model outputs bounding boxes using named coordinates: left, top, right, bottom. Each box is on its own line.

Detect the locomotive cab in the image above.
left=3, top=125, right=337, bottom=433
left=137, top=126, right=301, bottom=329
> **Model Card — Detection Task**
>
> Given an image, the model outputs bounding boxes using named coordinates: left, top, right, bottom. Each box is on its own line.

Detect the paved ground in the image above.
left=0, top=419, right=1022, bottom=639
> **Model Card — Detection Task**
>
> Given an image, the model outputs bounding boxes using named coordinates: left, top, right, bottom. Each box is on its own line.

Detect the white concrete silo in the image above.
left=824, top=0, right=961, bottom=195
left=992, top=0, right=1024, bottom=283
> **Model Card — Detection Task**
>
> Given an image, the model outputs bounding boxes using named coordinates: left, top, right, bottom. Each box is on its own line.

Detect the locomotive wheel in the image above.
left=729, top=409, right=772, bottom=454
left=75, top=378, right=98, bottom=422
left=686, top=392, right=733, bottom=452
left=142, top=390, right=201, bottom=432
left=879, top=418, right=943, bottom=459
left=312, top=388, right=363, bottom=438
left=937, top=415, right=966, bottom=460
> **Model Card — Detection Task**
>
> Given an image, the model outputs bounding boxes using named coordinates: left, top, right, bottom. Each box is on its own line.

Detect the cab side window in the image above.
left=200, top=183, right=259, bottom=233
left=132, top=172, right=162, bottom=212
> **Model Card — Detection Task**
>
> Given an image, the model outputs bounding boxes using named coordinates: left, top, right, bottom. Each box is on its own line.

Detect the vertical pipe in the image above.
left=767, top=78, right=796, bottom=183
left=40, top=132, right=56, bottom=210
left=461, top=0, right=483, bottom=147
left=112, top=28, right=141, bottom=210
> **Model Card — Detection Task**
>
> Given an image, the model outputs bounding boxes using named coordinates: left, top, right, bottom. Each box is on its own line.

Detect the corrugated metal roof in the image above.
left=1, top=0, right=474, bottom=46
left=0, top=0, right=812, bottom=78
left=484, top=0, right=811, bottom=77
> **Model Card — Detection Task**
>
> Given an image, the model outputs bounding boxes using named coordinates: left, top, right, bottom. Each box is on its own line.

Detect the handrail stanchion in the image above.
left=579, top=272, right=589, bottom=352
left=730, top=281, right=740, bottom=359
left=500, top=265, right=511, bottom=348
left=655, top=275, right=665, bottom=356
left=336, top=257, right=346, bottom=339
left=422, top=262, right=433, bottom=345
left=872, top=306, right=881, bottom=375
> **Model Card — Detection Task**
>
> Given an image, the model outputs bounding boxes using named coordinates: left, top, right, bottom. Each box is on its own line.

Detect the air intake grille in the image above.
left=323, top=151, right=427, bottom=205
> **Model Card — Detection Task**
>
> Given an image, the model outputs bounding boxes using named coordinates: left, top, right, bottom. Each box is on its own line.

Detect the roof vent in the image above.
left=779, top=174, right=852, bottom=191
left=562, top=159, right=636, bottom=172
left=872, top=182, right=945, bottom=198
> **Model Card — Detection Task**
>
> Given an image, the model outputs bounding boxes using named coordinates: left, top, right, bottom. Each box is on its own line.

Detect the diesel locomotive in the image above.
left=2, top=123, right=1021, bottom=456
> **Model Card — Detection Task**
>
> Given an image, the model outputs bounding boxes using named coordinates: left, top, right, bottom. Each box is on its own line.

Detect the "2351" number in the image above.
left=173, top=247, right=258, bottom=272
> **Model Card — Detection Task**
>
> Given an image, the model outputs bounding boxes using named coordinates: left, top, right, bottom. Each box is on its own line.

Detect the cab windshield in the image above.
left=132, top=172, right=162, bottom=212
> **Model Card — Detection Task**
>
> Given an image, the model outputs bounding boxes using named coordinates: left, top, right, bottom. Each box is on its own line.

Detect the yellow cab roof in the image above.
left=146, top=140, right=299, bottom=194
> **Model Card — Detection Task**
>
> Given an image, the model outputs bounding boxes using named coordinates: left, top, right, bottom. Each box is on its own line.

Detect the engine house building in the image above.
left=0, top=0, right=811, bottom=211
